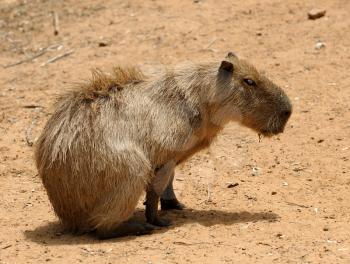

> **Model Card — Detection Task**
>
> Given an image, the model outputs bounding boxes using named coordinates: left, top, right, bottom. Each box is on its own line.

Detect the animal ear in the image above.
left=226, top=51, right=237, bottom=59
left=219, top=60, right=234, bottom=74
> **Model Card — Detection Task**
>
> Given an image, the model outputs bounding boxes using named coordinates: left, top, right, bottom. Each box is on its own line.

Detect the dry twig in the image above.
left=41, top=49, right=75, bottom=67
left=198, top=182, right=212, bottom=205
left=22, top=105, right=43, bottom=109
left=52, top=11, right=59, bottom=35
left=205, top=38, right=217, bottom=49
left=285, top=201, right=310, bottom=208
left=2, top=244, right=12, bottom=250
left=206, top=182, right=212, bottom=202
left=3, top=50, right=47, bottom=68
left=173, top=241, right=212, bottom=246
left=25, top=108, right=42, bottom=147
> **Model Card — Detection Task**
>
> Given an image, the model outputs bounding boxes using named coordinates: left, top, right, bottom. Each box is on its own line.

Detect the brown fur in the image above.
left=35, top=53, right=292, bottom=235
left=67, top=66, right=145, bottom=102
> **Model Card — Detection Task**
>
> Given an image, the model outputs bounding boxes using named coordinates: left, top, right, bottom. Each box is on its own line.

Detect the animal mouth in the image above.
left=260, top=127, right=284, bottom=137
left=242, top=116, right=288, bottom=138
left=259, top=116, right=289, bottom=137
left=259, top=130, right=274, bottom=138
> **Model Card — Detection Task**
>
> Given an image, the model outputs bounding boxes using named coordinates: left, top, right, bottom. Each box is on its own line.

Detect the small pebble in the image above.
left=315, top=41, right=326, bottom=50
left=252, top=167, right=260, bottom=176
left=227, top=183, right=239, bottom=188
left=271, top=191, right=277, bottom=195
left=98, top=41, right=109, bottom=47
left=308, top=9, right=326, bottom=20
left=276, top=233, right=284, bottom=239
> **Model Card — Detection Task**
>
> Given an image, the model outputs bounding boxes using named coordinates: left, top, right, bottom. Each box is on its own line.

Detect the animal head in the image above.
left=215, top=52, right=292, bottom=136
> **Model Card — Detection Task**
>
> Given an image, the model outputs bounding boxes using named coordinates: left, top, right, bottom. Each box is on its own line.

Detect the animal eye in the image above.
left=243, top=78, right=256, bottom=86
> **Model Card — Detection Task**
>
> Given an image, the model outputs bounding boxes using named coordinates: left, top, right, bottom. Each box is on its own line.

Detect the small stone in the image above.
left=323, top=227, right=329, bottom=231
left=244, top=195, right=257, bottom=201
left=98, top=41, right=109, bottom=47
left=271, top=191, right=277, bottom=195
left=315, top=41, right=326, bottom=50
left=308, top=9, right=326, bottom=20
left=227, top=183, right=239, bottom=188
left=252, top=167, right=260, bottom=176
left=276, top=233, right=284, bottom=239
left=304, top=65, right=312, bottom=71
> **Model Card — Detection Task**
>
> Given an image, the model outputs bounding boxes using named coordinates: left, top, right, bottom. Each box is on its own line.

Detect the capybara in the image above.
left=35, top=52, right=292, bottom=238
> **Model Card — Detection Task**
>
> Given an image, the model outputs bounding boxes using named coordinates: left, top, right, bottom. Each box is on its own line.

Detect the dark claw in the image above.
left=151, top=217, right=171, bottom=227
left=160, top=198, right=185, bottom=211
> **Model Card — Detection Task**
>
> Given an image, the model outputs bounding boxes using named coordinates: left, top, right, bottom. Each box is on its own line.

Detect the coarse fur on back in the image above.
left=75, top=66, right=145, bottom=101
left=35, top=53, right=292, bottom=237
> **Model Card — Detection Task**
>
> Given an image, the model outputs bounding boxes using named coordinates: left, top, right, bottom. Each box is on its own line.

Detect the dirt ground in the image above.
left=0, top=0, right=349, bottom=263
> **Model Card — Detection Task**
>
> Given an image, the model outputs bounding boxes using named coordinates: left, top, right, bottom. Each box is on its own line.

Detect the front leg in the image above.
left=145, top=161, right=174, bottom=226
left=160, top=171, right=185, bottom=210
left=145, top=188, right=171, bottom=226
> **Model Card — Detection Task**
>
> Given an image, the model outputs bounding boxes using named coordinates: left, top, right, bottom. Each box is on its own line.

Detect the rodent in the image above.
left=35, top=52, right=292, bottom=239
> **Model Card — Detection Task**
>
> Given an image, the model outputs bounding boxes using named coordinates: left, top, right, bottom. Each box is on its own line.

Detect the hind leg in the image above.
left=92, top=147, right=153, bottom=238
left=93, top=185, right=150, bottom=239
left=160, top=171, right=185, bottom=210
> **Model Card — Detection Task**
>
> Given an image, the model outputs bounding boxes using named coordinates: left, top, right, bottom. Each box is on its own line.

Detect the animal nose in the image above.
left=281, top=109, right=292, bottom=119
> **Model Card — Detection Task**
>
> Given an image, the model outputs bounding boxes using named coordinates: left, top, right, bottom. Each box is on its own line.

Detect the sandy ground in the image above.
left=0, top=0, right=349, bottom=263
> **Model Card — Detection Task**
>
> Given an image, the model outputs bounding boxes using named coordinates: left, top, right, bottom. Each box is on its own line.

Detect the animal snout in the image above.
left=281, top=109, right=292, bottom=120
left=279, top=97, right=292, bottom=121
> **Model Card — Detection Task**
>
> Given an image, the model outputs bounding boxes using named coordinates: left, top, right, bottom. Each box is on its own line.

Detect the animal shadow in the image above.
left=24, top=209, right=279, bottom=245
